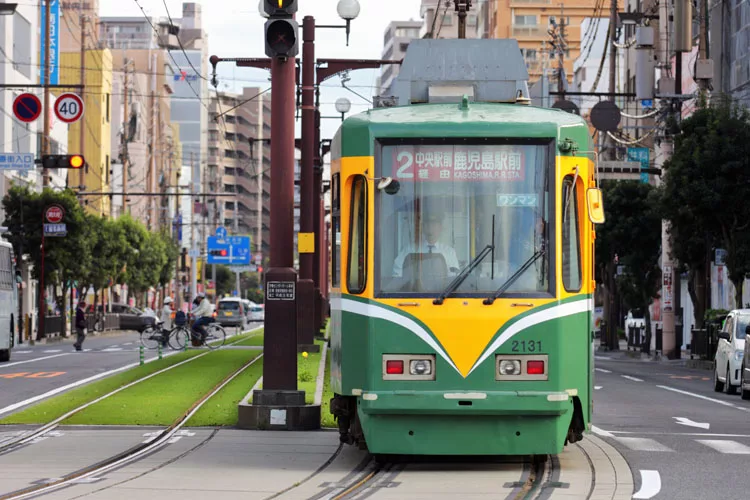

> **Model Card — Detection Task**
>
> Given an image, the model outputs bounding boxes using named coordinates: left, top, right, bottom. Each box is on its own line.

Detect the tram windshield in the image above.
left=376, top=141, right=552, bottom=297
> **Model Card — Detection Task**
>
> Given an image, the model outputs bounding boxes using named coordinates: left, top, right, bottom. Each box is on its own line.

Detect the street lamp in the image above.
left=335, top=97, right=351, bottom=121
left=336, top=0, right=360, bottom=46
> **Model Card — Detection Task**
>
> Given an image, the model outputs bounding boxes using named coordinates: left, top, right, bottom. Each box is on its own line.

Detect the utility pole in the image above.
left=148, top=54, right=157, bottom=231
left=298, top=16, right=317, bottom=350
left=174, top=170, right=181, bottom=309
left=558, top=4, right=566, bottom=99
left=456, top=0, right=472, bottom=39
left=78, top=14, right=86, bottom=197
left=605, top=0, right=619, bottom=350
left=41, top=0, right=51, bottom=187
left=190, top=153, right=198, bottom=300
left=122, top=59, right=130, bottom=215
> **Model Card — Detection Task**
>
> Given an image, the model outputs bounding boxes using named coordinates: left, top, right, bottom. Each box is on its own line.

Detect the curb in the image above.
left=576, top=435, right=634, bottom=500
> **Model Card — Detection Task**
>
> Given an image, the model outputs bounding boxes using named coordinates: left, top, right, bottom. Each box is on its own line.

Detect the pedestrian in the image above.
left=74, top=300, right=87, bottom=351
left=161, top=297, right=174, bottom=346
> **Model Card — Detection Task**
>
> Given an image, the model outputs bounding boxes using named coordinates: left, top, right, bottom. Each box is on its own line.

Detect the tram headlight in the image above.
left=499, top=359, right=522, bottom=376
left=409, top=359, right=432, bottom=376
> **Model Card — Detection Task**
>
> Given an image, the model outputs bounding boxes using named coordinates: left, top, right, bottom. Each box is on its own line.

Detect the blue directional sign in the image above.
left=207, top=235, right=251, bottom=265
left=627, top=147, right=650, bottom=184
left=0, top=153, right=34, bottom=170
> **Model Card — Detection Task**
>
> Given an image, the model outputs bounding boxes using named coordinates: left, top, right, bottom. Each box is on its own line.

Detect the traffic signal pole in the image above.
left=297, top=16, right=317, bottom=352
left=235, top=0, right=319, bottom=431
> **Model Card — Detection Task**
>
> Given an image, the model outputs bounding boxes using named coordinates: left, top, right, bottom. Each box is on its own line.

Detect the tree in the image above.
left=661, top=96, right=750, bottom=313
left=2, top=186, right=90, bottom=338
left=596, top=181, right=662, bottom=350
left=215, top=265, right=234, bottom=298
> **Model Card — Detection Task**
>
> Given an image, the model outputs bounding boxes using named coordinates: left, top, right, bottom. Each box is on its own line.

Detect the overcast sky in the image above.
left=101, top=0, right=424, bottom=146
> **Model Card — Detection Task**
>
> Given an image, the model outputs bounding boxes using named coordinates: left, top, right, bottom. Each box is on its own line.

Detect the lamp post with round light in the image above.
left=334, top=98, right=352, bottom=122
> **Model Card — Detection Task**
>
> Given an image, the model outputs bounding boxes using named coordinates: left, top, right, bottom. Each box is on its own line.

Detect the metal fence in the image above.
left=627, top=326, right=649, bottom=353
left=42, top=313, right=122, bottom=338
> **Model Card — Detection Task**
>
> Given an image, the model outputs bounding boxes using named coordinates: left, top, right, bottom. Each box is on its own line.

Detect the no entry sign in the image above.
left=54, top=93, right=84, bottom=124
left=13, top=94, right=42, bottom=123
left=45, top=205, right=65, bottom=224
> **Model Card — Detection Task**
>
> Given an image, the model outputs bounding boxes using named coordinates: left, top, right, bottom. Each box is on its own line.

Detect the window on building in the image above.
left=13, top=12, right=32, bottom=79
left=521, top=49, right=537, bottom=60
left=442, top=14, right=453, bottom=26
left=514, top=15, right=537, bottom=25
left=106, top=155, right=110, bottom=184
left=106, top=94, right=111, bottom=123
left=347, top=176, right=367, bottom=294
left=468, top=14, right=478, bottom=26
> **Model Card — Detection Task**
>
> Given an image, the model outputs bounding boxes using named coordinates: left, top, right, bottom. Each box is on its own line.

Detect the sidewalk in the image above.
left=595, top=338, right=713, bottom=370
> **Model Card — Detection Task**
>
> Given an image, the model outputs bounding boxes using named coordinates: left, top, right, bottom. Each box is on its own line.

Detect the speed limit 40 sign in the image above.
left=54, top=93, right=84, bottom=124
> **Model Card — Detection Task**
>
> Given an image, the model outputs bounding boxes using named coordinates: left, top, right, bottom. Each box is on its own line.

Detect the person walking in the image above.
left=74, top=300, right=87, bottom=351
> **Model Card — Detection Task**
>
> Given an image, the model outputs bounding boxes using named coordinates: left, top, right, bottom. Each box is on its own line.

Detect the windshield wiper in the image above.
left=433, top=244, right=494, bottom=305
left=483, top=246, right=546, bottom=305
left=434, top=215, right=496, bottom=306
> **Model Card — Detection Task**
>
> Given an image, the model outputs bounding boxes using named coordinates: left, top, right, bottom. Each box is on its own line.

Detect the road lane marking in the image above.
left=674, top=417, right=710, bottom=430
left=0, top=353, right=70, bottom=369
left=595, top=368, right=612, bottom=373
left=657, top=385, right=750, bottom=412
left=633, top=470, right=661, bottom=499
left=615, top=437, right=674, bottom=452
left=594, top=429, right=750, bottom=438
left=14, top=351, right=32, bottom=354
left=591, top=425, right=615, bottom=438
left=595, top=385, right=603, bottom=390
left=0, top=372, right=67, bottom=379
left=622, top=375, right=644, bottom=382
left=101, top=348, right=123, bottom=352
left=696, top=440, right=750, bottom=454
left=42, top=350, right=62, bottom=353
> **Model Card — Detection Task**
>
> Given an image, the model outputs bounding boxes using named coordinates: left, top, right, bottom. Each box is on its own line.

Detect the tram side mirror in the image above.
left=586, top=188, right=605, bottom=224
left=377, top=177, right=400, bottom=195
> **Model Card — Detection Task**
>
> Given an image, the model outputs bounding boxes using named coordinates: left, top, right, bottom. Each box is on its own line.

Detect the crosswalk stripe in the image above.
left=614, top=437, right=674, bottom=452
left=696, top=440, right=750, bottom=454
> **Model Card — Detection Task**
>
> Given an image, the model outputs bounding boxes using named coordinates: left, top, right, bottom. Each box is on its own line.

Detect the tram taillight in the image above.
left=527, top=360, right=545, bottom=375
left=385, top=360, right=403, bottom=374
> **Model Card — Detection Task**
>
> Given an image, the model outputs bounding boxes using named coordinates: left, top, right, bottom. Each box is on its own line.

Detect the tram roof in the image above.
left=332, top=103, right=591, bottom=160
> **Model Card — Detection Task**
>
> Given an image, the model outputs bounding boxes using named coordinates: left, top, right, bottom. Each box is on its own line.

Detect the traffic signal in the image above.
left=209, top=249, right=227, bottom=257
left=263, top=0, right=298, bottom=60
left=40, top=154, right=85, bottom=169
left=265, top=18, right=299, bottom=60
left=263, top=0, right=297, bottom=17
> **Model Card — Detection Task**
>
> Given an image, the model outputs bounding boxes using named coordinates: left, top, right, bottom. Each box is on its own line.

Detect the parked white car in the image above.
left=714, top=309, right=748, bottom=395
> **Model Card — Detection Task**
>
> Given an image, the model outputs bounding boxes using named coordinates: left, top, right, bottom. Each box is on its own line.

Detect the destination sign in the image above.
left=386, top=145, right=528, bottom=182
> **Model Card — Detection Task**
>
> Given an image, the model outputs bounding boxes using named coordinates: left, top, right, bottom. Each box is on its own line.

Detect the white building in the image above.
left=377, top=20, right=422, bottom=95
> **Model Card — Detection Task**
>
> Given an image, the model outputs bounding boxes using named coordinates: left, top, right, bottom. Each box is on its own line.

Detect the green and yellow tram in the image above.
left=328, top=39, right=604, bottom=456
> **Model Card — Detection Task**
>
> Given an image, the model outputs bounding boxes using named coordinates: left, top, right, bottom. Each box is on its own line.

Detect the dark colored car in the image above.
left=89, top=303, right=157, bottom=333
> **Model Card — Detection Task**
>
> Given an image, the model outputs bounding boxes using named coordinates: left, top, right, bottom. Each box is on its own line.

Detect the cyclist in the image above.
left=190, top=292, right=213, bottom=343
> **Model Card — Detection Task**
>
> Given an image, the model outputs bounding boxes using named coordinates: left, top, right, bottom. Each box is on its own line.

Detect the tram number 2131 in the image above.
left=511, top=340, right=543, bottom=353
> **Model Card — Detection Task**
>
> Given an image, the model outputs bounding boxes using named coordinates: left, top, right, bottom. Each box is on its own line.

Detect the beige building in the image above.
left=490, top=0, right=611, bottom=84
left=207, top=88, right=271, bottom=257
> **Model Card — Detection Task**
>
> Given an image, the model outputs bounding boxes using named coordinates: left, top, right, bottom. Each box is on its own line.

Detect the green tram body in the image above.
left=328, top=101, right=596, bottom=456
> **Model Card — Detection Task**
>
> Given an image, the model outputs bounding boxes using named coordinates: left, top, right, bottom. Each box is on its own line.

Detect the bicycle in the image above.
left=168, top=317, right=226, bottom=350
left=139, top=321, right=171, bottom=349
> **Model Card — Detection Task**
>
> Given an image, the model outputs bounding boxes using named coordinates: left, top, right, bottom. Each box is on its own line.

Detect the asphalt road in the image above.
left=0, top=325, right=256, bottom=418
left=593, top=351, right=750, bottom=500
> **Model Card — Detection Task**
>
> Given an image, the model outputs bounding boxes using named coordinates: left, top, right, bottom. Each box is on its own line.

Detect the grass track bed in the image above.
left=234, top=332, right=264, bottom=346
left=0, top=350, right=203, bottom=425
left=63, top=349, right=261, bottom=426
left=185, top=360, right=264, bottom=427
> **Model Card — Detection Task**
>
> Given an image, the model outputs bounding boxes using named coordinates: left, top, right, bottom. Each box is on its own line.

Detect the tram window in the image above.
left=332, top=173, right=341, bottom=288
left=347, top=176, right=367, bottom=294
left=562, top=176, right=582, bottom=291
